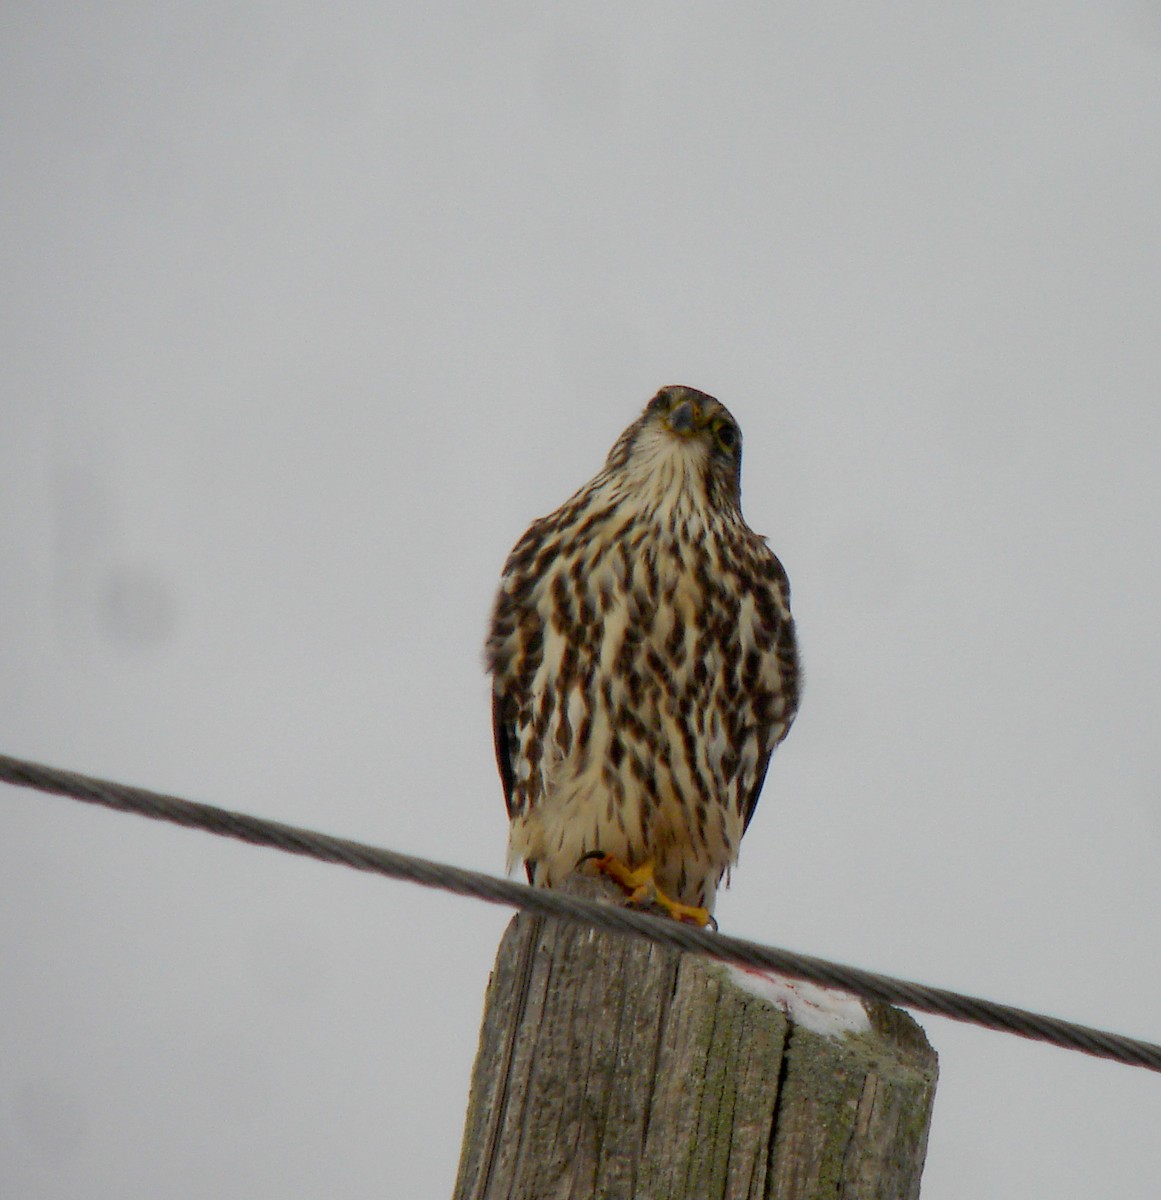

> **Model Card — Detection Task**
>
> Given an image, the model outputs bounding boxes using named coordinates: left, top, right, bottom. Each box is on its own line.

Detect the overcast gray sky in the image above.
left=3, top=3, right=1161, bottom=1196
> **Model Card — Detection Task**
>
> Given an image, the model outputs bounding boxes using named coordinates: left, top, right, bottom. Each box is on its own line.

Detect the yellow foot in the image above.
left=583, top=854, right=716, bottom=928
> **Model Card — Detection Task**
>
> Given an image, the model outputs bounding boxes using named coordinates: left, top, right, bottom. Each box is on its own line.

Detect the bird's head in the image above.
left=606, top=385, right=744, bottom=512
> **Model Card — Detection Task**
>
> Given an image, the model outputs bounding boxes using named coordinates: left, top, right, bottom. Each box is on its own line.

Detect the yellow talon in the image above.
left=585, top=854, right=715, bottom=928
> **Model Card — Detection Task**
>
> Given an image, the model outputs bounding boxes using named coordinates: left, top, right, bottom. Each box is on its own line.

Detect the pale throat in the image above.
left=612, top=427, right=714, bottom=526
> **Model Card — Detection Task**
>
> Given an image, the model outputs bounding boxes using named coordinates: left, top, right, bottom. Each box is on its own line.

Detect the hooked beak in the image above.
left=666, top=399, right=700, bottom=436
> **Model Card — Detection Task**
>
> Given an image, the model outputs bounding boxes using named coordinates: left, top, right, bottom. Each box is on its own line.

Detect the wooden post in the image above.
left=454, top=877, right=938, bottom=1200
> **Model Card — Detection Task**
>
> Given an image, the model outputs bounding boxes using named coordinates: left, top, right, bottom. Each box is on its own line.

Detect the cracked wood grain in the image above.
left=453, top=876, right=938, bottom=1200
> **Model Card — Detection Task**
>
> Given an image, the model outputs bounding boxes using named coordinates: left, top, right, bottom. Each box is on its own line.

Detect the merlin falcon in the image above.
left=486, top=386, right=799, bottom=926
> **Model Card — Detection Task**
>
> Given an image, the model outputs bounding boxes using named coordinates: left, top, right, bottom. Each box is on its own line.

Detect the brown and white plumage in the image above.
left=486, top=386, right=799, bottom=914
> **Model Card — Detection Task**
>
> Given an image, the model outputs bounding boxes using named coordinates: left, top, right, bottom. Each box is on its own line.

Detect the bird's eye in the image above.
left=713, top=420, right=739, bottom=454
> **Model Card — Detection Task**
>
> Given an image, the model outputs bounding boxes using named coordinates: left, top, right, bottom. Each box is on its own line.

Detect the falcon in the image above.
left=486, top=386, right=799, bottom=926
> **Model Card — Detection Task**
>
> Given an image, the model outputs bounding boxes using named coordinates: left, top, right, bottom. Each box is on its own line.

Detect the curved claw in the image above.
left=580, top=853, right=716, bottom=928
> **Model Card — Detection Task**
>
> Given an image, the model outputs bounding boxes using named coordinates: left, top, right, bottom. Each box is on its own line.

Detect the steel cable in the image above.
left=2, top=751, right=1158, bottom=1073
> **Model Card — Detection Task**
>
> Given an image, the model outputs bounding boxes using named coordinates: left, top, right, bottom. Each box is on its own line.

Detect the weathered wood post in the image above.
left=454, top=876, right=937, bottom=1200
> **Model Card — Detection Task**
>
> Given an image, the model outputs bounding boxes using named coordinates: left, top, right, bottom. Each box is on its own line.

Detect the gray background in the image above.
left=3, top=3, right=1160, bottom=1196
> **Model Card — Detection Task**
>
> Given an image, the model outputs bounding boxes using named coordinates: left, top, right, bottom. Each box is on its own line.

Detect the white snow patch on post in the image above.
left=727, top=964, right=871, bottom=1037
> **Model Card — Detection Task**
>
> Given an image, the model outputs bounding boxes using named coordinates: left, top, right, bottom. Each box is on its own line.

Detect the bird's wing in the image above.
left=491, top=689, right=517, bottom=819
left=492, top=688, right=536, bottom=884
left=742, top=746, right=773, bottom=833
left=740, top=547, right=800, bottom=834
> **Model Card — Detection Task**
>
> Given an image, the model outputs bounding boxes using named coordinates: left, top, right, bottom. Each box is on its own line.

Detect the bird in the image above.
left=486, top=386, right=799, bottom=926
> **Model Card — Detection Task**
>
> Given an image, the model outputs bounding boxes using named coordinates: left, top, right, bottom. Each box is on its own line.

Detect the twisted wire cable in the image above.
left=2, top=751, right=1158, bottom=1073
